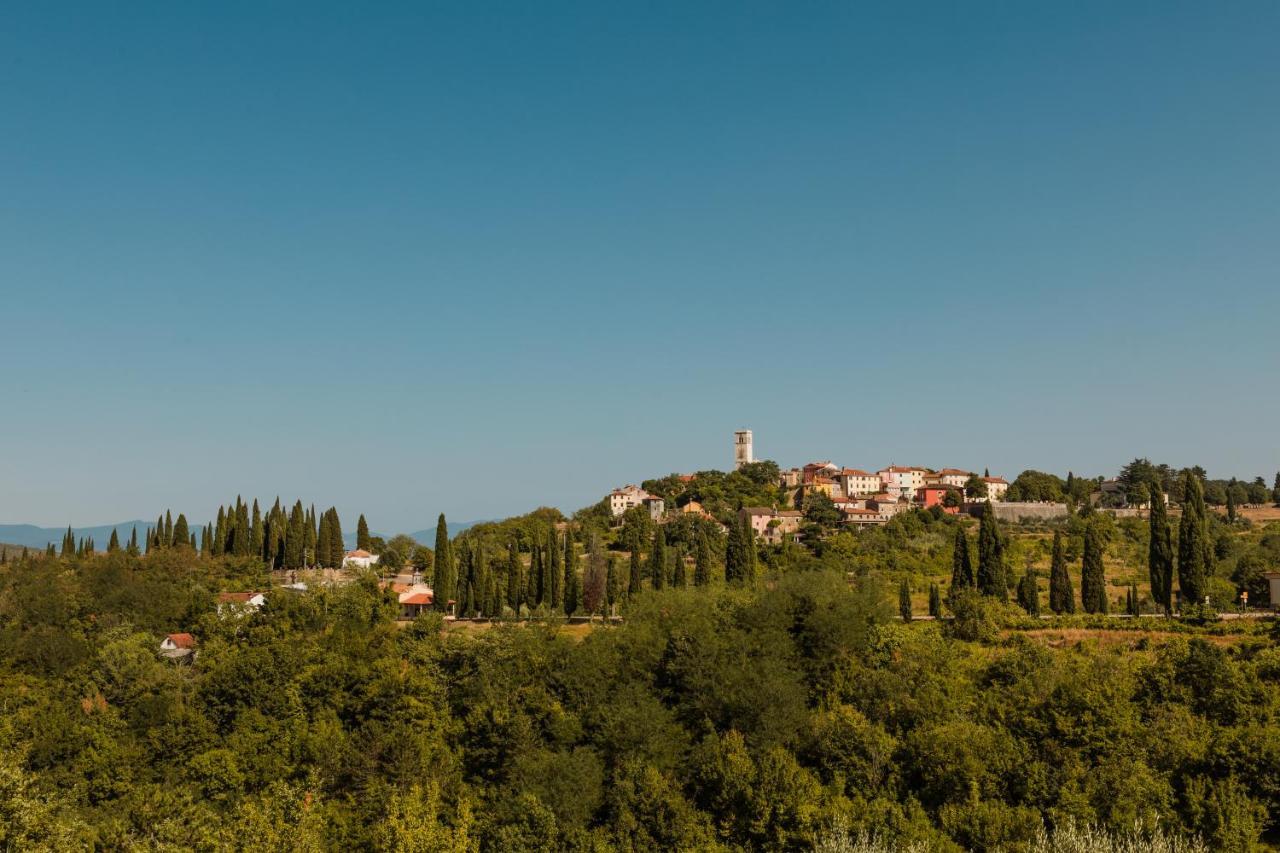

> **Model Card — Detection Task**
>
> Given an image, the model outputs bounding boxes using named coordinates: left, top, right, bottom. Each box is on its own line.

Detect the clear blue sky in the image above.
left=3, top=2, right=1278, bottom=532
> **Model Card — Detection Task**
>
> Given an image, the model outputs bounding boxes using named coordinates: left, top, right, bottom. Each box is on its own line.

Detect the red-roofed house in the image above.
left=160, top=633, right=196, bottom=660
left=979, top=476, right=1010, bottom=502
left=399, top=591, right=434, bottom=619
left=928, top=468, right=972, bottom=488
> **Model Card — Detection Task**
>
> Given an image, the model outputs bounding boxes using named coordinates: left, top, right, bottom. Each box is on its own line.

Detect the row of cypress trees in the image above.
left=430, top=514, right=620, bottom=617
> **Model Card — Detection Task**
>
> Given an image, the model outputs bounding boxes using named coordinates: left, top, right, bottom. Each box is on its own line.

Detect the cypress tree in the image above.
left=605, top=554, right=619, bottom=613
left=741, top=517, right=759, bottom=586
left=628, top=545, right=642, bottom=598
left=1148, top=483, right=1174, bottom=615
left=62, top=526, right=74, bottom=557
left=454, top=542, right=471, bottom=616
left=213, top=507, right=226, bottom=556
left=251, top=499, right=263, bottom=557
left=648, top=527, right=666, bottom=590
left=357, top=515, right=371, bottom=551
left=316, top=511, right=332, bottom=567
left=928, top=583, right=942, bottom=618
left=551, top=528, right=565, bottom=609
left=128, top=526, right=139, bottom=556
left=950, top=526, right=974, bottom=596
left=108, top=529, right=120, bottom=553
left=672, top=545, right=688, bottom=588
left=1226, top=483, right=1238, bottom=523
left=506, top=542, right=522, bottom=613
left=471, top=544, right=487, bottom=616
left=564, top=531, right=582, bottom=614
left=694, top=530, right=713, bottom=586
left=45, top=543, right=56, bottom=558
left=304, top=504, right=317, bottom=565
left=540, top=536, right=554, bottom=607
left=976, top=505, right=1006, bottom=600
left=433, top=514, right=454, bottom=612
left=173, top=514, right=190, bottom=549
left=1127, top=583, right=1140, bottom=616
left=327, top=509, right=344, bottom=569
left=1048, top=530, right=1075, bottom=614
left=1081, top=516, right=1108, bottom=614
left=285, top=501, right=306, bottom=568
left=899, top=578, right=913, bottom=622
left=1017, top=569, right=1040, bottom=616
left=1177, top=471, right=1211, bottom=608
left=164, top=511, right=174, bottom=548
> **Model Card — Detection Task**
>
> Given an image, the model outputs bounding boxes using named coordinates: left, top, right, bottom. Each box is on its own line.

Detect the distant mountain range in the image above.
left=0, top=519, right=487, bottom=552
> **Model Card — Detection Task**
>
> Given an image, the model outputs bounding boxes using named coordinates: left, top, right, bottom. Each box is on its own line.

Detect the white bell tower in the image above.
left=734, top=429, right=753, bottom=469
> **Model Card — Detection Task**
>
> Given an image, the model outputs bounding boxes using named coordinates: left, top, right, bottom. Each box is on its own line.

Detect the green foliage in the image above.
left=977, top=506, right=1006, bottom=601
left=1049, top=529, right=1076, bottom=614
left=1081, top=515, right=1109, bottom=614
left=1177, top=473, right=1212, bottom=607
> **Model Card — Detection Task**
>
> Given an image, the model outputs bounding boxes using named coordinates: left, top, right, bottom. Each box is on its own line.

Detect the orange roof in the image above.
left=678, top=474, right=696, bottom=482
left=982, top=476, right=1008, bottom=484
left=841, top=468, right=873, bottom=476
left=812, top=476, right=836, bottom=485
left=936, top=468, right=971, bottom=475
left=401, top=592, right=433, bottom=605
left=346, top=549, right=373, bottom=558
left=166, top=633, right=195, bottom=649
left=881, top=466, right=925, bottom=474
left=216, top=591, right=264, bottom=603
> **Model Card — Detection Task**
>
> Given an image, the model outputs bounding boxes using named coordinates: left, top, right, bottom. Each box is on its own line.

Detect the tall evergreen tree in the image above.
left=1048, top=529, right=1075, bottom=614
left=741, top=517, right=758, bottom=586
left=539, top=536, right=554, bottom=607
left=317, top=511, right=332, bottom=567
left=250, top=499, right=264, bottom=558
left=1177, top=471, right=1211, bottom=608
left=327, top=509, right=344, bottom=569
left=976, top=505, right=1006, bottom=600
left=950, top=526, right=974, bottom=596
left=1080, top=516, right=1108, bottom=614
left=164, top=511, right=174, bottom=548
left=213, top=507, right=226, bottom=557
left=1127, top=582, right=1140, bottom=616
left=506, top=542, right=522, bottom=613
left=1017, top=569, right=1040, bottom=616
left=899, top=578, right=913, bottom=622
left=551, top=529, right=566, bottom=609
left=285, top=500, right=306, bottom=568
left=433, top=514, right=454, bottom=613
left=694, top=530, right=713, bottom=586
left=928, top=583, right=942, bottom=618
left=647, top=528, right=666, bottom=590
left=304, top=504, right=317, bottom=565
left=107, top=529, right=120, bottom=553
left=357, top=515, right=371, bottom=551
left=672, top=545, right=688, bottom=588
left=1148, top=483, right=1174, bottom=615
left=46, top=543, right=56, bottom=558
left=628, top=545, right=643, bottom=598
left=605, top=554, right=620, bottom=614
left=1226, top=483, right=1238, bottom=523
left=128, top=526, right=139, bottom=556
left=173, top=514, right=190, bottom=549
left=564, top=531, right=582, bottom=614
left=61, top=526, right=74, bottom=557
left=581, top=532, right=604, bottom=612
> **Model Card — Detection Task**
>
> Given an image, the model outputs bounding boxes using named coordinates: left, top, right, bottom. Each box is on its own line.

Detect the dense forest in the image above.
left=3, top=464, right=1280, bottom=850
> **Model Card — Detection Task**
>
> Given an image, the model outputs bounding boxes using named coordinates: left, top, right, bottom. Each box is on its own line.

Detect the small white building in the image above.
left=929, top=468, right=973, bottom=489
left=343, top=549, right=380, bottom=569
left=160, top=632, right=195, bottom=660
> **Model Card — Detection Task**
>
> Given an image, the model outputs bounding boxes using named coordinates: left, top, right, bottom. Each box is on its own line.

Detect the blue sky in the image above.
left=2, top=2, right=1278, bottom=532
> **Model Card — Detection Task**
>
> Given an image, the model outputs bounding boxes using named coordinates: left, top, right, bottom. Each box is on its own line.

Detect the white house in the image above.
left=343, top=549, right=380, bottom=569
left=839, top=469, right=881, bottom=497
left=608, top=485, right=652, bottom=517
